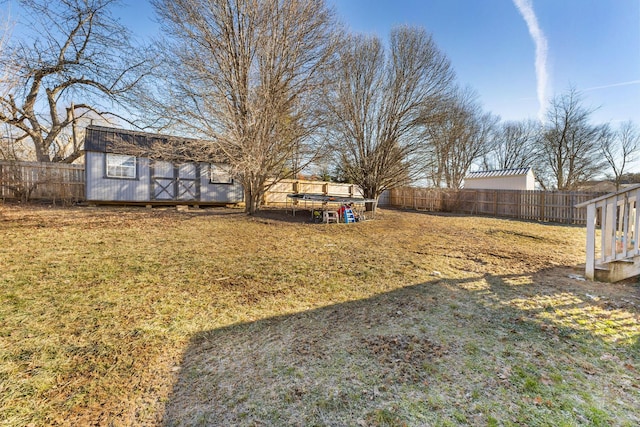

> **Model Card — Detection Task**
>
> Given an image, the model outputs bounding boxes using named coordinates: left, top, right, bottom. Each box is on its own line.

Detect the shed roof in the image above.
left=84, top=125, right=182, bottom=152
left=83, top=125, right=222, bottom=163
left=465, top=167, right=532, bottom=179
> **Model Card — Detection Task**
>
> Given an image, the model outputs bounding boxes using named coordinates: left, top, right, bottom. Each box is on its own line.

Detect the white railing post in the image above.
left=622, top=193, right=630, bottom=259
left=603, top=197, right=615, bottom=261
left=632, top=190, right=640, bottom=256
left=585, top=203, right=596, bottom=280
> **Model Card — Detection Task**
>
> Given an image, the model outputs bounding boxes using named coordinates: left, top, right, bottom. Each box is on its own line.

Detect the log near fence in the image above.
left=388, top=187, right=607, bottom=225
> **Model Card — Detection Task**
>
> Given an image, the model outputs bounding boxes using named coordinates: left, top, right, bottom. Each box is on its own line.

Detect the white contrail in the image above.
left=512, top=0, right=549, bottom=120
left=583, top=80, right=640, bottom=92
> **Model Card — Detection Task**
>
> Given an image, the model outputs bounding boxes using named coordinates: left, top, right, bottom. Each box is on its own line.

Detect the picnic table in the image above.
left=286, top=193, right=377, bottom=223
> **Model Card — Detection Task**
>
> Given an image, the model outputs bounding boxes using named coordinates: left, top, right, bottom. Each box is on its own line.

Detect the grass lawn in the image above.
left=0, top=204, right=638, bottom=426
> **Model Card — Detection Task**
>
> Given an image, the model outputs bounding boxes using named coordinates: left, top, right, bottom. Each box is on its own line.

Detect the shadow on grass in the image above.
left=250, top=208, right=315, bottom=224
left=163, top=270, right=640, bottom=426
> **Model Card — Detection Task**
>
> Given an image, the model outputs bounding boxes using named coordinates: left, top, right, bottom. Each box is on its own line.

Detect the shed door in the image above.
left=151, top=160, right=200, bottom=201
left=176, top=163, right=199, bottom=201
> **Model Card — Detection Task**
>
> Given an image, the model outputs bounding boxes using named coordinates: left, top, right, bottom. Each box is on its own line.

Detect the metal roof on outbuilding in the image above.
left=465, top=167, right=532, bottom=179
left=83, top=125, right=176, bottom=153
left=83, top=125, right=223, bottom=163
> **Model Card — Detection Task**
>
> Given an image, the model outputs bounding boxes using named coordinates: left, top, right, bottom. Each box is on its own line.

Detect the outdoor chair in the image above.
left=323, top=210, right=339, bottom=223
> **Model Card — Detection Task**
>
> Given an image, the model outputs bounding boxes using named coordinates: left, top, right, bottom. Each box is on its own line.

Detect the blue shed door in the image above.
left=150, top=160, right=200, bottom=201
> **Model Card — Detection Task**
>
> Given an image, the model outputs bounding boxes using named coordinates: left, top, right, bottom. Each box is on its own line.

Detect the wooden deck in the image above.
left=577, top=184, right=640, bottom=282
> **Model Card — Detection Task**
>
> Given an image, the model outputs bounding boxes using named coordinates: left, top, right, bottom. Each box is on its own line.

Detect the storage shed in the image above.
left=463, top=167, right=536, bottom=191
left=84, top=125, right=243, bottom=205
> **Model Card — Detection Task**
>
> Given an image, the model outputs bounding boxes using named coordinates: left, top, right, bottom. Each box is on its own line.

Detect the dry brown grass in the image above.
left=0, top=204, right=638, bottom=426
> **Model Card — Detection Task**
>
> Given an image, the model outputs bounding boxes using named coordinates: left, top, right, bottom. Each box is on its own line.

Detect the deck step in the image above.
left=601, top=257, right=635, bottom=265
left=594, top=255, right=640, bottom=282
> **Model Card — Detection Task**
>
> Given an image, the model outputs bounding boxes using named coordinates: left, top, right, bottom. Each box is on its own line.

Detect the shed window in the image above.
left=106, top=154, right=136, bottom=179
left=210, top=163, right=233, bottom=184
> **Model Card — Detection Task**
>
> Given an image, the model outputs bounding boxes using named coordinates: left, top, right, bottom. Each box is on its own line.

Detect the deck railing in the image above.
left=577, top=184, right=640, bottom=280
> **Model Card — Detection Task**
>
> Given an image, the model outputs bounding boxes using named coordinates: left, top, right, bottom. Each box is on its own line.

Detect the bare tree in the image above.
left=0, top=0, right=148, bottom=163
left=325, top=26, right=455, bottom=201
left=0, top=3, right=15, bottom=101
left=483, top=119, right=540, bottom=170
left=0, top=8, right=24, bottom=161
left=535, top=88, right=606, bottom=190
left=601, top=121, right=640, bottom=191
left=150, top=0, right=338, bottom=214
left=423, top=87, right=498, bottom=188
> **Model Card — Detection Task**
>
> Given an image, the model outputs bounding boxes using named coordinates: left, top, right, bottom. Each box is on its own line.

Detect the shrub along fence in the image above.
left=388, top=187, right=607, bottom=225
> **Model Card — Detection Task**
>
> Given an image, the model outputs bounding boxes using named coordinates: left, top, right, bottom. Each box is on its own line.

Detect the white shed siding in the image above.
left=86, top=152, right=244, bottom=203
left=464, top=175, right=528, bottom=190
left=199, top=170, right=244, bottom=203
left=464, top=168, right=535, bottom=191
left=153, top=160, right=174, bottom=178
left=85, top=152, right=150, bottom=202
left=525, top=170, right=535, bottom=190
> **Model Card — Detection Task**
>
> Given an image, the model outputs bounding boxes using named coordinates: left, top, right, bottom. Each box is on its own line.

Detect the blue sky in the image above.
left=328, top=0, right=640, bottom=125
left=5, top=0, right=640, bottom=126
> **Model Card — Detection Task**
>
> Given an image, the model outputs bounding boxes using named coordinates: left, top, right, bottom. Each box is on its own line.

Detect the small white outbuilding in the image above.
left=463, top=167, right=536, bottom=191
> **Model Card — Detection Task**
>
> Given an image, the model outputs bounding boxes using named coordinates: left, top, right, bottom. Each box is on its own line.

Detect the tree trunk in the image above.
left=32, top=137, right=51, bottom=163
left=362, top=186, right=378, bottom=212
left=244, top=188, right=258, bottom=215
left=243, top=176, right=265, bottom=215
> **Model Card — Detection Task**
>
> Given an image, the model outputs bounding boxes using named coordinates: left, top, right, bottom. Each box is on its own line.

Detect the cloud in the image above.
left=583, top=80, right=640, bottom=92
left=512, top=0, right=549, bottom=120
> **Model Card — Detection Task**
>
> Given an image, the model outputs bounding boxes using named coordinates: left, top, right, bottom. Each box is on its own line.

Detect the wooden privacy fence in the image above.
left=0, top=161, right=85, bottom=203
left=389, top=187, right=607, bottom=225
left=0, top=161, right=608, bottom=223
left=263, top=179, right=361, bottom=207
